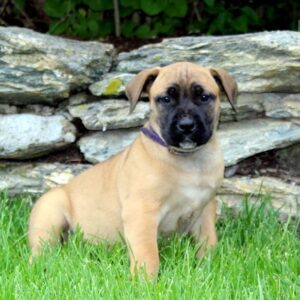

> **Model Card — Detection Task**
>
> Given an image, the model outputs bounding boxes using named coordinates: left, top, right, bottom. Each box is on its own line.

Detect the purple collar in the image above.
left=140, top=126, right=167, bottom=148
left=140, top=126, right=201, bottom=155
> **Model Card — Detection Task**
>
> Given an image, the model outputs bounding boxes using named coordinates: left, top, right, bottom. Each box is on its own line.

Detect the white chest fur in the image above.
left=158, top=180, right=216, bottom=235
left=156, top=137, right=224, bottom=236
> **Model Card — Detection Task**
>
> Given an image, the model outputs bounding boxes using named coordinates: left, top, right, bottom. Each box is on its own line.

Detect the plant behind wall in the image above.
left=2, top=0, right=300, bottom=39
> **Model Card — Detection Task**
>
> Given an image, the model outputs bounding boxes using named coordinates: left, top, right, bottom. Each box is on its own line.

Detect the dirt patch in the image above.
left=225, top=150, right=300, bottom=185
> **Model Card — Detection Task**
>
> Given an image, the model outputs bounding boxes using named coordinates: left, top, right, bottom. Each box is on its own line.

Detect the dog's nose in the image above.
left=177, top=116, right=196, bottom=133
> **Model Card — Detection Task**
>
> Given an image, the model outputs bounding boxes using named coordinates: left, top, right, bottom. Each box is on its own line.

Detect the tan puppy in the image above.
left=28, top=62, right=237, bottom=277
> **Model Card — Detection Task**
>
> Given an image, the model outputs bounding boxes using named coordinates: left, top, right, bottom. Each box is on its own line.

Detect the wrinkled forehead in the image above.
left=150, top=63, right=220, bottom=96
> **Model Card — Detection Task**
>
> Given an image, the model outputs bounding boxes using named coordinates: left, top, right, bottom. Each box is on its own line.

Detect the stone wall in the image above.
left=0, top=27, right=299, bottom=218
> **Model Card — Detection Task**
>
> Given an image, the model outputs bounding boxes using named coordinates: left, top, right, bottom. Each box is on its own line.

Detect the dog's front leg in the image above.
left=191, top=199, right=218, bottom=258
left=122, top=201, right=159, bottom=279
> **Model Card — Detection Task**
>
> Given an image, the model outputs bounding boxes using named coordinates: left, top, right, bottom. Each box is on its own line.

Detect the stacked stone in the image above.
left=1, top=27, right=300, bottom=218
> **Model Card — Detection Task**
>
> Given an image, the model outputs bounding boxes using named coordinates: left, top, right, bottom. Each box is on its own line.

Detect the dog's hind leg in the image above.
left=28, top=187, right=71, bottom=258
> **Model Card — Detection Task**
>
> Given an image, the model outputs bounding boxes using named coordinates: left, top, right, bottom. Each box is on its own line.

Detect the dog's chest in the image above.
left=158, top=181, right=215, bottom=235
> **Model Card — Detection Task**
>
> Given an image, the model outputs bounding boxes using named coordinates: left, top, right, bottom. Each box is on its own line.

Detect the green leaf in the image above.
left=120, top=0, right=140, bottom=9
left=208, top=10, right=229, bottom=34
left=78, top=8, right=87, bottom=17
left=140, top=0, right=166, bottom=16
left=165, top=0, right=188, bottom=18
left=153, top=21, right=170, bottom=35
left=14, top=0, right=25, bottom=10
left=87, top=19, right=99, bottom=37
left=44, top=0, right=73, bottom=18
left=49, top=19, right=69, bottom=35
left=232, top=15, right=249, bottom=33
left=97, top=19, right=114, bottom=37
left=121, top=20, right=137, bottom=38
left=241, top=6, right=260, bottom=25
left=12, top=0, right=26, bottom=16
left=73, top=13, right=89, bottom=38
left=120, top=6, right=135, bottom=17
left=135, top=24, right=154, bottom=38
left=153, top=18, right=180, bottom=35
left=205, top=2, right=225, bottom=15
left=187, top=21, right=204, bottom=34
left=204, top=0, right=215, bottom=8
left=83, top=0, right=113, bottom=11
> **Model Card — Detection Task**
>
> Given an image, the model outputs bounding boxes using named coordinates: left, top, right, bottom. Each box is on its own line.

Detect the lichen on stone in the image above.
left=103, top=79, right=123, bottom=96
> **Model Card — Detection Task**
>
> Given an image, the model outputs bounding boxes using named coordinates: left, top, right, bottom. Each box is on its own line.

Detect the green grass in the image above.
left=0, top=192, right=299, bottom=300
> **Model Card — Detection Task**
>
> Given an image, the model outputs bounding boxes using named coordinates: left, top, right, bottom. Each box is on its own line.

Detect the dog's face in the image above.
left=126, top=62, right=237, bottom=150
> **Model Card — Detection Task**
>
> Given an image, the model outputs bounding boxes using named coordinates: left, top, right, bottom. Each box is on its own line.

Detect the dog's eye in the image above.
left=193, top=85, right=203, bottom=96
left=200, top=94, right=212, bottom=102
left=157, top=96, right=171, bottom=104
left=167, top=87, right=177, bottom=96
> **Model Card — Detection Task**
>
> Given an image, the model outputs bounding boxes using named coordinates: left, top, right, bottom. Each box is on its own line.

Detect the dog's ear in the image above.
left=126, top=67, right=161, bottom=113
left=210, top=67, right=238, bottom=112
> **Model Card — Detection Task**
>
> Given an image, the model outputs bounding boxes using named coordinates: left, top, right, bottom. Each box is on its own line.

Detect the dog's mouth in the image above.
left=179, top=140, right=197, bottom=150
left=164, top=124, right=213, bottom=148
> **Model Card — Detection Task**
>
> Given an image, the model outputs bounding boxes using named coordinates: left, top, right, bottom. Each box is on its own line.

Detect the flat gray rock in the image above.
left=220, top=93, right=300, bottom=121
left=77, top=119, right=300, bottom=166
left=217, top=176, right=300, bottom=219
left=68, top=100, right=149, bottom=130
left=0, top=104, right=18, bottom=114
left=67, top=93, right=90, bottom=106
left=18, top=104, right=55, bottom=116
left=220, top=93, right=265, bottom=122
left=78, top=129, right=139, bottom=163
left=0, top=162, right=297, bottom=218
left=0, top=26, right=114, bottom=104
left=67, top=94, right=268, bottom=132
left=219, top=119, right=300, bottom=166
left=0, top=114, right=76, bottom=159
left=88, top=71, right=300, bottom=122
left=116, top=31, right=300, bottom=93
left=0, top=163, right=89, bottom=195
left=89, top=73, right=134, bottom=97
left=264, top=94, right=300, bottom=118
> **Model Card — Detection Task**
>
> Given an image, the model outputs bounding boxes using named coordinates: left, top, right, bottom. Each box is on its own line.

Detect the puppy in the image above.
left=28, top=62, right=237, bottom=277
